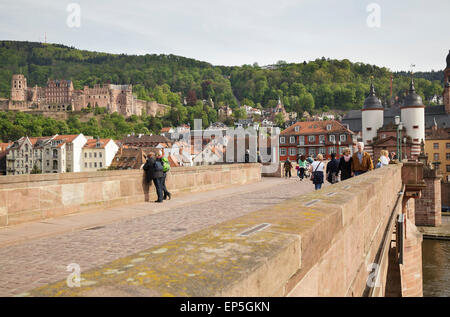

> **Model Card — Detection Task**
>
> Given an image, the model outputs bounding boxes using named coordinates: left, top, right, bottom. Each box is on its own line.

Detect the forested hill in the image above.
left=0, top=41, right=446, bottom=114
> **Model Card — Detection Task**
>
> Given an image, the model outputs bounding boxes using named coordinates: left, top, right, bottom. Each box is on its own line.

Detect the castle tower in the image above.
left=401, top=78, right=425, bottom=158
left=10, top=74, right=28, bottom=102
left=444, top=50, right=450, bottom=114
left=362, top=83, right=384, bottom=157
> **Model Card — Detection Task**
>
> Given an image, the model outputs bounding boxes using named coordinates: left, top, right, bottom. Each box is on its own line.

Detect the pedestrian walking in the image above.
left=351, top=142, right=374, bottom=176
left=284, top=158, right=293, bottom=178
left=309, top=154, right=325, bottom=190
left=376, top=150, right=390, bottom=168
left=326, top=153, right=339, bottom=184
left=338, top=147, right=353, bottom=181
left=143, top=152, right=164, bottom=203
left=297, top=155, right=308, bottom=180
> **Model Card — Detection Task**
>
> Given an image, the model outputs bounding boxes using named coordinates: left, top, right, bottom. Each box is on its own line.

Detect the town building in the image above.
left=424, top=125, right=450, bottom=182
left=279, top=120, right=355, bottom=162
left=81, top=138, right=119, bottom=172
left=5, top=134, right=91, bottom=175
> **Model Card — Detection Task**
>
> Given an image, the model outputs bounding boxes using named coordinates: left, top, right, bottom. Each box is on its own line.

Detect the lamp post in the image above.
left=395, top=116, right=403, bottom=162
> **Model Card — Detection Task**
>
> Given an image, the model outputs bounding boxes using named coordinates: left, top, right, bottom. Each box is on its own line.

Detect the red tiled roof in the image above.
left=54, top=135, right=80, bottom=143
left=280, top=120, right=354, bottom=136
left=83, top=139, right=112, bottom=149
left=161, top=127, right=172, bottom=133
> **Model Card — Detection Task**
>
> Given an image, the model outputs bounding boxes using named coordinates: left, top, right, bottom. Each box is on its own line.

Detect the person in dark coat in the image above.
left=143, top=152, right=164, bottom=203
left=284, top=158, right=293, bottom=178
left=326, top=153, right=340, bottom=184
left=338, top=147, right=353, bottom=181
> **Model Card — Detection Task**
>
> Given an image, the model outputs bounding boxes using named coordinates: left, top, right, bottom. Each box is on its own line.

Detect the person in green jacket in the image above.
left=297, top=155, right=308, bottom=180
left=157, top=152, right=172, bottom=200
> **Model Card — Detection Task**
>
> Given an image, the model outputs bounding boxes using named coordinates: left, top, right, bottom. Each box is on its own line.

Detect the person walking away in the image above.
left=338, top=148, right=353, bottom=181
left=159, top=153, right=172, bottom=200
left=284, top=158, right=293, bottom=178
left=310, top=154, right=325, bottom=190
left=143, top=152, right=164, bottom=203
left=297, top=155, right=308, bottom=180
left=377, top=150, right=390, bottom=168
left=351, top=142, right=373, bottom=176
left=326, top=153, right=339, bottom=184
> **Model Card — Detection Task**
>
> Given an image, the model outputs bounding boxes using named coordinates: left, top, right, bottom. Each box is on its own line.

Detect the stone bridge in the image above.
left=0, top=163, right=426, bottom=297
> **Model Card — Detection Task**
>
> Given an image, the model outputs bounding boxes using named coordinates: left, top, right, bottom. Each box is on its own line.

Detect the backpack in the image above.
left=154, top=160, right=163, bottom=172
left=161, top=157, right=170, bottom=173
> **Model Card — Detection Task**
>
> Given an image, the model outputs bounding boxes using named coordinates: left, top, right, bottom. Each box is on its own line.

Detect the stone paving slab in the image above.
left=0, top=176, right=320, bottom=297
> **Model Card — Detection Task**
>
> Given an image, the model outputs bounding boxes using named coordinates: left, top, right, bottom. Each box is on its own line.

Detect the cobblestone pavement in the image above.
left=0, top=177, right=320, bottom=297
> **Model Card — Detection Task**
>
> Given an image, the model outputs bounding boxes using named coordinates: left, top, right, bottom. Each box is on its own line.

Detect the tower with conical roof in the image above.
left=362, top=83, right=384, bottom=157
left=400, top=78, right=425, bottom=157
left=444, top=50, right=450, bottom=114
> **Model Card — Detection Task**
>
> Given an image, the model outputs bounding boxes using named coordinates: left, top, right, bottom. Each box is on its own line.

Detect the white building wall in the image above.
left=71, top=134, right=88, bottom=172
left=104, top=140, right=119, bottom=168
left=400, top=108, right=425, bottom=144
left=362, top=110, right=384, bottom=146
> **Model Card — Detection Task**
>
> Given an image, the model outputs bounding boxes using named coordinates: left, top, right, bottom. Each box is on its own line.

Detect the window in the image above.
left=309, top=148, right=316, bottom=156
left=434, top=143, right=439, bottom=149
left=94, top=152, right=97, bottom=158
left=85, top=153, right=87, bottom=158
left=329, top=135, right=336, bottom=143
left=94, top=162, right=97, bottom=168
left=280, top=137, right=286, bottom=144
left=340, top=134, right=347, bottom=142
left=319, top=147, right=326, bottom=155
left=295, top=126, right=300, bottom=132
left=100, top=162, right=102, bottom=168
left=89, top=162, right=92, bottom=168
left=434, top=153, right=439, bottom=161
left=308, top=135, right=315, bottom=143
left=298, top=148, right=305, bottom=155
left=413, top=125, right=419, bottom=129
left=339, top=147, right=345, bottom=155
left=46, top=160, right=49, bottom=167
left=446, top=153, right=450, bottom=160
left=366, top=128, right=372, bottom=131
left=53, top=160, right=58, bottom=170
left=319, top=135, right=325, bottom=144
left=85, top=163, right=87, bottom=168
left=99, top=152, right=102, bottom=158
left=326, top=124, right=332, bottom=131
left=289, top=148, right=296, bottom=156
left=89, top=153, right=92, bottom=158
left=280, top=148, right=287, bottom=156
left=290, top=136, right=296, bottom=144
left=53, top=149, right=58, bottom=158
left=447, top=143, right=450, bottom=149
left=328, top=147, right=336, bottom=155
left=447, top=165, right=450, bottom=173
left=299, top=136, right=305, bottom=145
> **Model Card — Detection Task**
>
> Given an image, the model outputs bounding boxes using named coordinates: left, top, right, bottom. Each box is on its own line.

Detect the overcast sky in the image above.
left=0, top=0, right=448, bottom=72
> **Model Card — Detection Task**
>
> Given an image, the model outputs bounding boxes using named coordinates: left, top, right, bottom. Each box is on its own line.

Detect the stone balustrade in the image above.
left=0, top=163, right=261, bottom=228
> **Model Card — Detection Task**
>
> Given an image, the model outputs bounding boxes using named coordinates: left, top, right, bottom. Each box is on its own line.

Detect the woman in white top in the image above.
left=379, top=150, right=390, bottom=167
left=309, top=154, right=325, bottom=190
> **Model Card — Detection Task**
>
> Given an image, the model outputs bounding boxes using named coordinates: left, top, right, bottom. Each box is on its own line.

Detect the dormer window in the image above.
left=326, top=124, right=332, bottom=131
left=294, top=126, right=300, bottom=132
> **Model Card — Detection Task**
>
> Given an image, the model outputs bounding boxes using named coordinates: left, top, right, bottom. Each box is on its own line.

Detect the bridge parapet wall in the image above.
left=28, top=164, right=408, bottom=297
left=0, top=163, right=261, bottom=228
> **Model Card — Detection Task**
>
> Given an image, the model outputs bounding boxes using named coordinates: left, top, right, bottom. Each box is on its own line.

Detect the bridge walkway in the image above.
left=0, top=176, right=321, bottom=297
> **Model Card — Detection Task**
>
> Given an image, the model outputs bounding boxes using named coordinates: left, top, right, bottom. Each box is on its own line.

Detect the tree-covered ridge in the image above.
left=0, top=41, right=446, bottom=115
